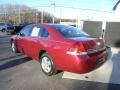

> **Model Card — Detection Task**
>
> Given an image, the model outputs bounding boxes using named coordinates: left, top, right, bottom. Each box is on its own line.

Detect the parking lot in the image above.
left=0, top=32, right=120, bottom=90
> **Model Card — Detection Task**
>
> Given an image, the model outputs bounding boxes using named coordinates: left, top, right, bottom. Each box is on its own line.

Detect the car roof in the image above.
left=29, top=23, right=70, bottom=28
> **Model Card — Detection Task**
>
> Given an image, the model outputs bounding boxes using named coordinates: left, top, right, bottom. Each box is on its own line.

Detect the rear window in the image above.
left=52, top=25, right=90, bottom=38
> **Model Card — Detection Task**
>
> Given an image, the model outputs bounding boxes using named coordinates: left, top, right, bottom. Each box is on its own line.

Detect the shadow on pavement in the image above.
left=107, top=52, right=120, bottom=90
left=0, top=54, right=23, bottom=61
left=107, top=83, right=120, bottom=90
left=0, top=57, right=31, bottom=71
left=70, top=48, right=120, bottom=90
left=115, top=40, right=120, bottom=48
left=0, top=34, right=11, bottom=38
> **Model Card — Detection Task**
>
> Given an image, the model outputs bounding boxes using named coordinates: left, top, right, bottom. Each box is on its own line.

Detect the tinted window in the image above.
left=20, top=25, right=33, bottom=36
left=52, top=25, right=90, bottom=38
left=39, top=27, right=49, bottom=37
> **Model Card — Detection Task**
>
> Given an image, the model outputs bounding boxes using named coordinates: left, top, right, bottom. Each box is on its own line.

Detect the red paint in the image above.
left=11, top=24, right=108, bottom=74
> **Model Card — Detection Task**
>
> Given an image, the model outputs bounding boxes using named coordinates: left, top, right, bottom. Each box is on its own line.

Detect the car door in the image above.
left=26, top=26, right=41, bottom=59
left=28, top=26, right=49, bottom=60
left=16, top=25, right=33, bottom=54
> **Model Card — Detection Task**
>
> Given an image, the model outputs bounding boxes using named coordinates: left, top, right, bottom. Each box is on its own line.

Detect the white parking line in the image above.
left=62, top=48, right=120, bottom=84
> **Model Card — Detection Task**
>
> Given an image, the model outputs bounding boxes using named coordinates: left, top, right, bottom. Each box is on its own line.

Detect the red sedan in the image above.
left=11, top=24, right=108, bottom=76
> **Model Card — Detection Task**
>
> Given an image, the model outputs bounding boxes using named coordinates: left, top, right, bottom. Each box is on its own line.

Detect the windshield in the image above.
left=52, top=25, right=90, bottom=38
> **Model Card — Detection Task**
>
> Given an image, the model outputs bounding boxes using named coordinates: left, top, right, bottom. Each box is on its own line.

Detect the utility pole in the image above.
left=18, top=7, right=21, bottom=24
left=51, top=0, right=55, bottom=24
left=60, top=8, right=62, bottom=23
left=40, top=0, right=43, bottom=24
left=4, top=7, right=7, bottom=23
left=101, top=0, right=106, bottom=39
left=13, top=0, right=16, bottom=25
left=3, top=5, right=6, bottom=23
left=41, top=8, right=43, bottom=23
left=36, top=11, right=38, bottom=24
left=75, top=0, right=79, bottom=27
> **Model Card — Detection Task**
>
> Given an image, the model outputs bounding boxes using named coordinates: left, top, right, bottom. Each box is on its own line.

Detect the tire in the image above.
left=40, top=52, right=57, bottom=76
left=2, top=29, right=5, bottom=32
left=11, top=41, right=18, bottom=53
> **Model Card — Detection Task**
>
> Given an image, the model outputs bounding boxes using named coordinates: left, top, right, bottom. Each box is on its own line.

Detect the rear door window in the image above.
left=31, top=27, right=40, bottom=37
left=38, top=27, right=49, bottom=37
left=29, top=26, right=49, bottom=37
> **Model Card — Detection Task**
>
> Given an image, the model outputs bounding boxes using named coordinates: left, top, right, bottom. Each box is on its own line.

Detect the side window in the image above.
left=31, top=27, right=40, bottom=37
left=39, top=27, right=49, bottom=37
left=20, top=25, right=33, bottom=36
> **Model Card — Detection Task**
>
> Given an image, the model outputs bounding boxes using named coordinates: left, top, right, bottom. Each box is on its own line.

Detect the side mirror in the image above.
left=19, top=33, right=25, bottom=37
left=16, top=33, right=20, bottom=35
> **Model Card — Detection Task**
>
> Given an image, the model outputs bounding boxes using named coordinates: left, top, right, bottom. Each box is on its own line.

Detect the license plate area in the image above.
left=96, top=58, right=104, bottom=66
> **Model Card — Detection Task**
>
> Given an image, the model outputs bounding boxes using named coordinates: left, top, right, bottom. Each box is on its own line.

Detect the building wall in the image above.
left=105, top=22, right=120, bottom=48
left=83, top=21, right=120, bottom=48
left=83, top=21, right=102, bottom=38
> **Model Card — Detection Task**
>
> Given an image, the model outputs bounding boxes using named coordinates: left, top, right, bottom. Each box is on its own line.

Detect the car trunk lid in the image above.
left=67, top=37, right=106, bottom=55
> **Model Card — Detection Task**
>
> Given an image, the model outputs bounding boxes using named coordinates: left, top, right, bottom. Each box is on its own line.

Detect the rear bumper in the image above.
left=64, top=49, right=108, bottom=74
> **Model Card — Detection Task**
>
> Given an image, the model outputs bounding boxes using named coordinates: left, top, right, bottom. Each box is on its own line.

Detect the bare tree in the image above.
left=0, top=4, right=59, bottom=25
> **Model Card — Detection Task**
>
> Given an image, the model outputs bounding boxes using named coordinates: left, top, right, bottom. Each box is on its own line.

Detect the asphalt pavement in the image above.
left=0, top=32, right=120, bottom=90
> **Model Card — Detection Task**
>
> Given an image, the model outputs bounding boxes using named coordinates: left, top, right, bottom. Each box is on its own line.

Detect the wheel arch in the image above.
left=39, top=51, right=58, bottom=75
left=39, top=50, right=47, bottom=59
left=11, top=39, right=13, bottom=45
left=38, top=50, right=58, bottom=70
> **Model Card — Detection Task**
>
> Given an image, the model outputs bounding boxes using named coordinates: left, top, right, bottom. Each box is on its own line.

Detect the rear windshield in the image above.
left=52, top=25, right=90, bottom=38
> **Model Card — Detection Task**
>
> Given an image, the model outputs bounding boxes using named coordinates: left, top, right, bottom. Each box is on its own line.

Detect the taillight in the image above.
left=67, top=42, right=86, bottom=55
left=66, top=42, right=106, bottom=55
